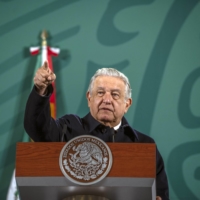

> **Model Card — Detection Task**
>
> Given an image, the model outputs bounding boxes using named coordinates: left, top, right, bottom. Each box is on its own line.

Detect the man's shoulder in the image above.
left=122, top=117, right=155, bottom=143
left=134, top=129, right=155, bottom=143
left=59, top=114, right=82, bottom=126
left=59, top=113, right=93, bottom=127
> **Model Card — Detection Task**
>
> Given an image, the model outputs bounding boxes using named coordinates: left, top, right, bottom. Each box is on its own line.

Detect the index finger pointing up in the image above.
left=42, top=61, right=49, bottom=71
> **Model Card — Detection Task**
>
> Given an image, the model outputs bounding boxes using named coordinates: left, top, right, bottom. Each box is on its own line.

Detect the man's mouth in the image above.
left=99, top=108, right=113, bottom=112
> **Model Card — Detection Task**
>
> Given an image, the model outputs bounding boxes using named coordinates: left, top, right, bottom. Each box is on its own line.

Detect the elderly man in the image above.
left=24, top=62, right=169, bottom=200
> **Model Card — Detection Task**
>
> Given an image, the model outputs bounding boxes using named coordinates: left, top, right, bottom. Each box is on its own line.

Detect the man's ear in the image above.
left=86, top=91, right=91, bottom=107
left=124, top=98, right=132, bottom=113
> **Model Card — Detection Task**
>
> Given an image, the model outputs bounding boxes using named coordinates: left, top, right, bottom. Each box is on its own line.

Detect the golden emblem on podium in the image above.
left=59, top=135, right=113, bottom=185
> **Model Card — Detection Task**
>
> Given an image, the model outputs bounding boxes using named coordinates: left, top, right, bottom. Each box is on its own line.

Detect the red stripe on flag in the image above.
left=47, top=47, right=60, bottom=57
left=30, top=50, right=40, bottom=55
left=30, top=47, right=40, bottom=55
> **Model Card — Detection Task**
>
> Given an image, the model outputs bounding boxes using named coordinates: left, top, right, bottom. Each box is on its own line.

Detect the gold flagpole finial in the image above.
left=41, top=30, right=48, bottom=46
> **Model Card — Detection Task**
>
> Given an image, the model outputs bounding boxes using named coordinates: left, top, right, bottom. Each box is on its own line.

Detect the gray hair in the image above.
left=87, top=68, right=132, bottom=99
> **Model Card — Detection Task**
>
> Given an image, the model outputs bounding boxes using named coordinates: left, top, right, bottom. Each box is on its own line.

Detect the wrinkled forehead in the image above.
left=93, top=75, right=126, bottom=90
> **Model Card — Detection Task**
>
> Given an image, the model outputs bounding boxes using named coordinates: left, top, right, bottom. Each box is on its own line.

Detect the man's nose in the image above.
left=102, top=92, right=112, bottom=104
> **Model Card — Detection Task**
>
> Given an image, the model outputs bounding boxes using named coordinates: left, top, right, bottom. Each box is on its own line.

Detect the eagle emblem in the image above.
left=59, top=136, right=113, bottom=185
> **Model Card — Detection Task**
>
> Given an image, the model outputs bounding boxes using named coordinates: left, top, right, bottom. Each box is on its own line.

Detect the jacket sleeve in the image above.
left=24, top=86, right=62, bottom=142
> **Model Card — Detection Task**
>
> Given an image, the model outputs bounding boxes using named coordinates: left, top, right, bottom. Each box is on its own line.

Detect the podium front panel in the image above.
left=16, top=142, right=156, bottom=200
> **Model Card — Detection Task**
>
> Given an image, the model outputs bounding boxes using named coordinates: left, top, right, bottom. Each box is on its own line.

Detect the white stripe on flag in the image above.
left=41, top=46, right=47, bottom=65
left=49, top=47, right=60, bottom=54
left=30, top=46, right=40, bottom=52
left=6, top=170, right=20, bottom=200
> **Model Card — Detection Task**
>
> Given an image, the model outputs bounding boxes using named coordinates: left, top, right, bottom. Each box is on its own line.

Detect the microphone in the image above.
left=61, top=124, right=68, bottom=142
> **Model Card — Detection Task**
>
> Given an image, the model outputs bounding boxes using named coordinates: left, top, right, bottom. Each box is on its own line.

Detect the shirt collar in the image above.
left=113, top=121, right=121, bottom=130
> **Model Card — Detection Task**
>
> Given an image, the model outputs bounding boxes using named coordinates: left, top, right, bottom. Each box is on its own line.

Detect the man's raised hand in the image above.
left=156, top=196, right=162, bottom=200
left=33, top=61, right=56, bottom=96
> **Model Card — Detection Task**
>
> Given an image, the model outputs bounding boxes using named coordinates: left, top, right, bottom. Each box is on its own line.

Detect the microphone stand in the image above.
left=111, top=128, right=115, bottom=142
left=61, top=124, right=67, bottom=142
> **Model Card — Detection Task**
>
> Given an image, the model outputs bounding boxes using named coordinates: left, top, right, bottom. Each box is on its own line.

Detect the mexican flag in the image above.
left=6, top=44, right=59, bottom=200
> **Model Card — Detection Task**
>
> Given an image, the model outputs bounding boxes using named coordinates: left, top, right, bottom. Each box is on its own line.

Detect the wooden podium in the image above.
left=16, top=142, right=156, bottom=200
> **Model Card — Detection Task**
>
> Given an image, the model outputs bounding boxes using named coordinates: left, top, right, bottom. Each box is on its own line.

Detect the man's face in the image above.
left=87, top=76, right=132, bottom=127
